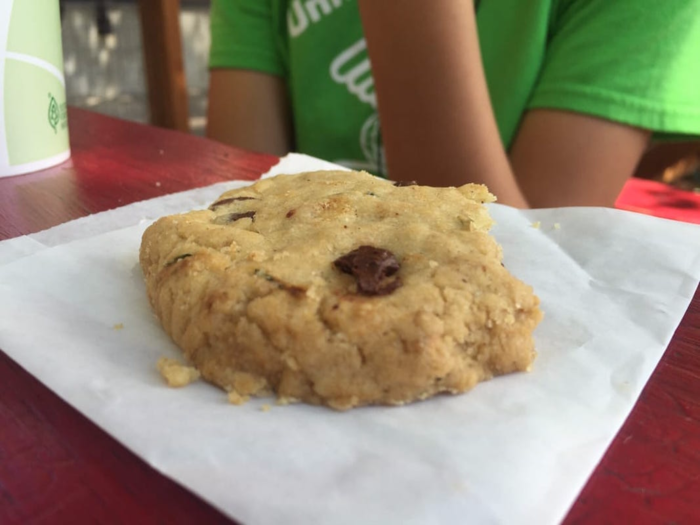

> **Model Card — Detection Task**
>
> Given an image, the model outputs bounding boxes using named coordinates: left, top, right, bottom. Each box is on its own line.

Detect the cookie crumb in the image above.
left=260, top=404, right=271, bottom=412
left=553, top=223, right=561, bottom=230
left=155, top=181, right=161, bottom=187
left=227, top=391, right=250, bottom=405
left=276, top=396, right=298, bottom=406
left=458, top=215, right=473, bottom=230
left=113, top=323, right=124, bottom=330
left=231, top=372, right=268, bottom=396
left=157, top=357, right=201, bottom=387
left=531, top=221, right=541, bottom=229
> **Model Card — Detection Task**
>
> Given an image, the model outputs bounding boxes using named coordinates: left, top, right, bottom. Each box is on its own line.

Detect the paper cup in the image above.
left=0, top=0, right=70, bottom=177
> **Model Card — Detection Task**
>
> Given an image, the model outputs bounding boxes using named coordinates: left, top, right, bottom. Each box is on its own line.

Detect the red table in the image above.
left=616, top=177, right=700, bottom=225
left=1, top=108, right=698, bottom=524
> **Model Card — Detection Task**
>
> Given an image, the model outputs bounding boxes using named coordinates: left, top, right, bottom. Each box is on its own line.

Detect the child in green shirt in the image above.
left=207, top=0, right=700, bottom=208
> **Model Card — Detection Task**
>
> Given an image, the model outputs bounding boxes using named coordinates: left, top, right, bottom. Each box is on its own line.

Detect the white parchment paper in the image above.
left=1, top=154, right=699, bottom=525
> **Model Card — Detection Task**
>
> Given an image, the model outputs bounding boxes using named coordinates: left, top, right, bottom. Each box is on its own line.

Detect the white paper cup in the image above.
left=0, top=0, right=70, bottom=177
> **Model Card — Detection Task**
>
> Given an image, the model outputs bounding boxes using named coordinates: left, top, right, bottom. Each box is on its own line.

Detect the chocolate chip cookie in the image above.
left=139, top=170, right=542, bottom=410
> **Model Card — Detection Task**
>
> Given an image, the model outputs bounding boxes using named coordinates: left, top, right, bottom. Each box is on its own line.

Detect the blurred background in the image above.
left=60, top=0, right=699, bottom=196
left=62, top=0, right=209, bottom=134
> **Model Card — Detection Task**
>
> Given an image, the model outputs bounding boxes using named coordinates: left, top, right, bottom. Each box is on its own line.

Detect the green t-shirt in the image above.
left=210, top=0, right=700, bottom=174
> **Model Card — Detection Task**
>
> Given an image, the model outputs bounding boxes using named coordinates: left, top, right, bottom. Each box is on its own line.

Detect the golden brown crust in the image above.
left=140, top=170, right=542, bottom=410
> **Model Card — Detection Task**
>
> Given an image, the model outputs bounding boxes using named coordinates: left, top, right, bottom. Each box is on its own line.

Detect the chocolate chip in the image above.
left=279, top=283, right=306, bottom=297
left=214, top=211, right=256, bottom=224
left=209, top=196, right=255, bottom=210
left=286, top=209, right=296, bottom=218
left=254, top=269, right=306, bottom=296
left=165, top=253, right=192, bottom=267
left=393, top=180, right=417, bottom=187
left=333, top=245, right=402, bottom=296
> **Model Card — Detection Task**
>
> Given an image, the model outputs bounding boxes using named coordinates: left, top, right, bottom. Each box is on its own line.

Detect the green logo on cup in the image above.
left=48, top=93, right=59, bottom=133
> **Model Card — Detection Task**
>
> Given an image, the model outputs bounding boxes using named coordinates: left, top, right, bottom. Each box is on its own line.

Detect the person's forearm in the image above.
left=207, top=69, right=293, bottom=156
left=358, top=1, right=528, bottom=207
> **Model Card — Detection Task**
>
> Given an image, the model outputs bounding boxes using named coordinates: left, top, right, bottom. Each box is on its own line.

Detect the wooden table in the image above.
left=1, top=108, right=698, bottom=524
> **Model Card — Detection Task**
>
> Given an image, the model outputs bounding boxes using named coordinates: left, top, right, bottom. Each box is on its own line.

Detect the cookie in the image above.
left=139, top=170, right=542, bottom=410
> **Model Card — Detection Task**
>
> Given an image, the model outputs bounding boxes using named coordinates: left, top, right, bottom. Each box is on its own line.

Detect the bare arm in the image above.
left=358, top=1, right=650, bottom=207
left=358, top=0, right=527, bottom=206
left=510, top=110, right=650, bottom=208
left=207, top=69, right=293, bottom=156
